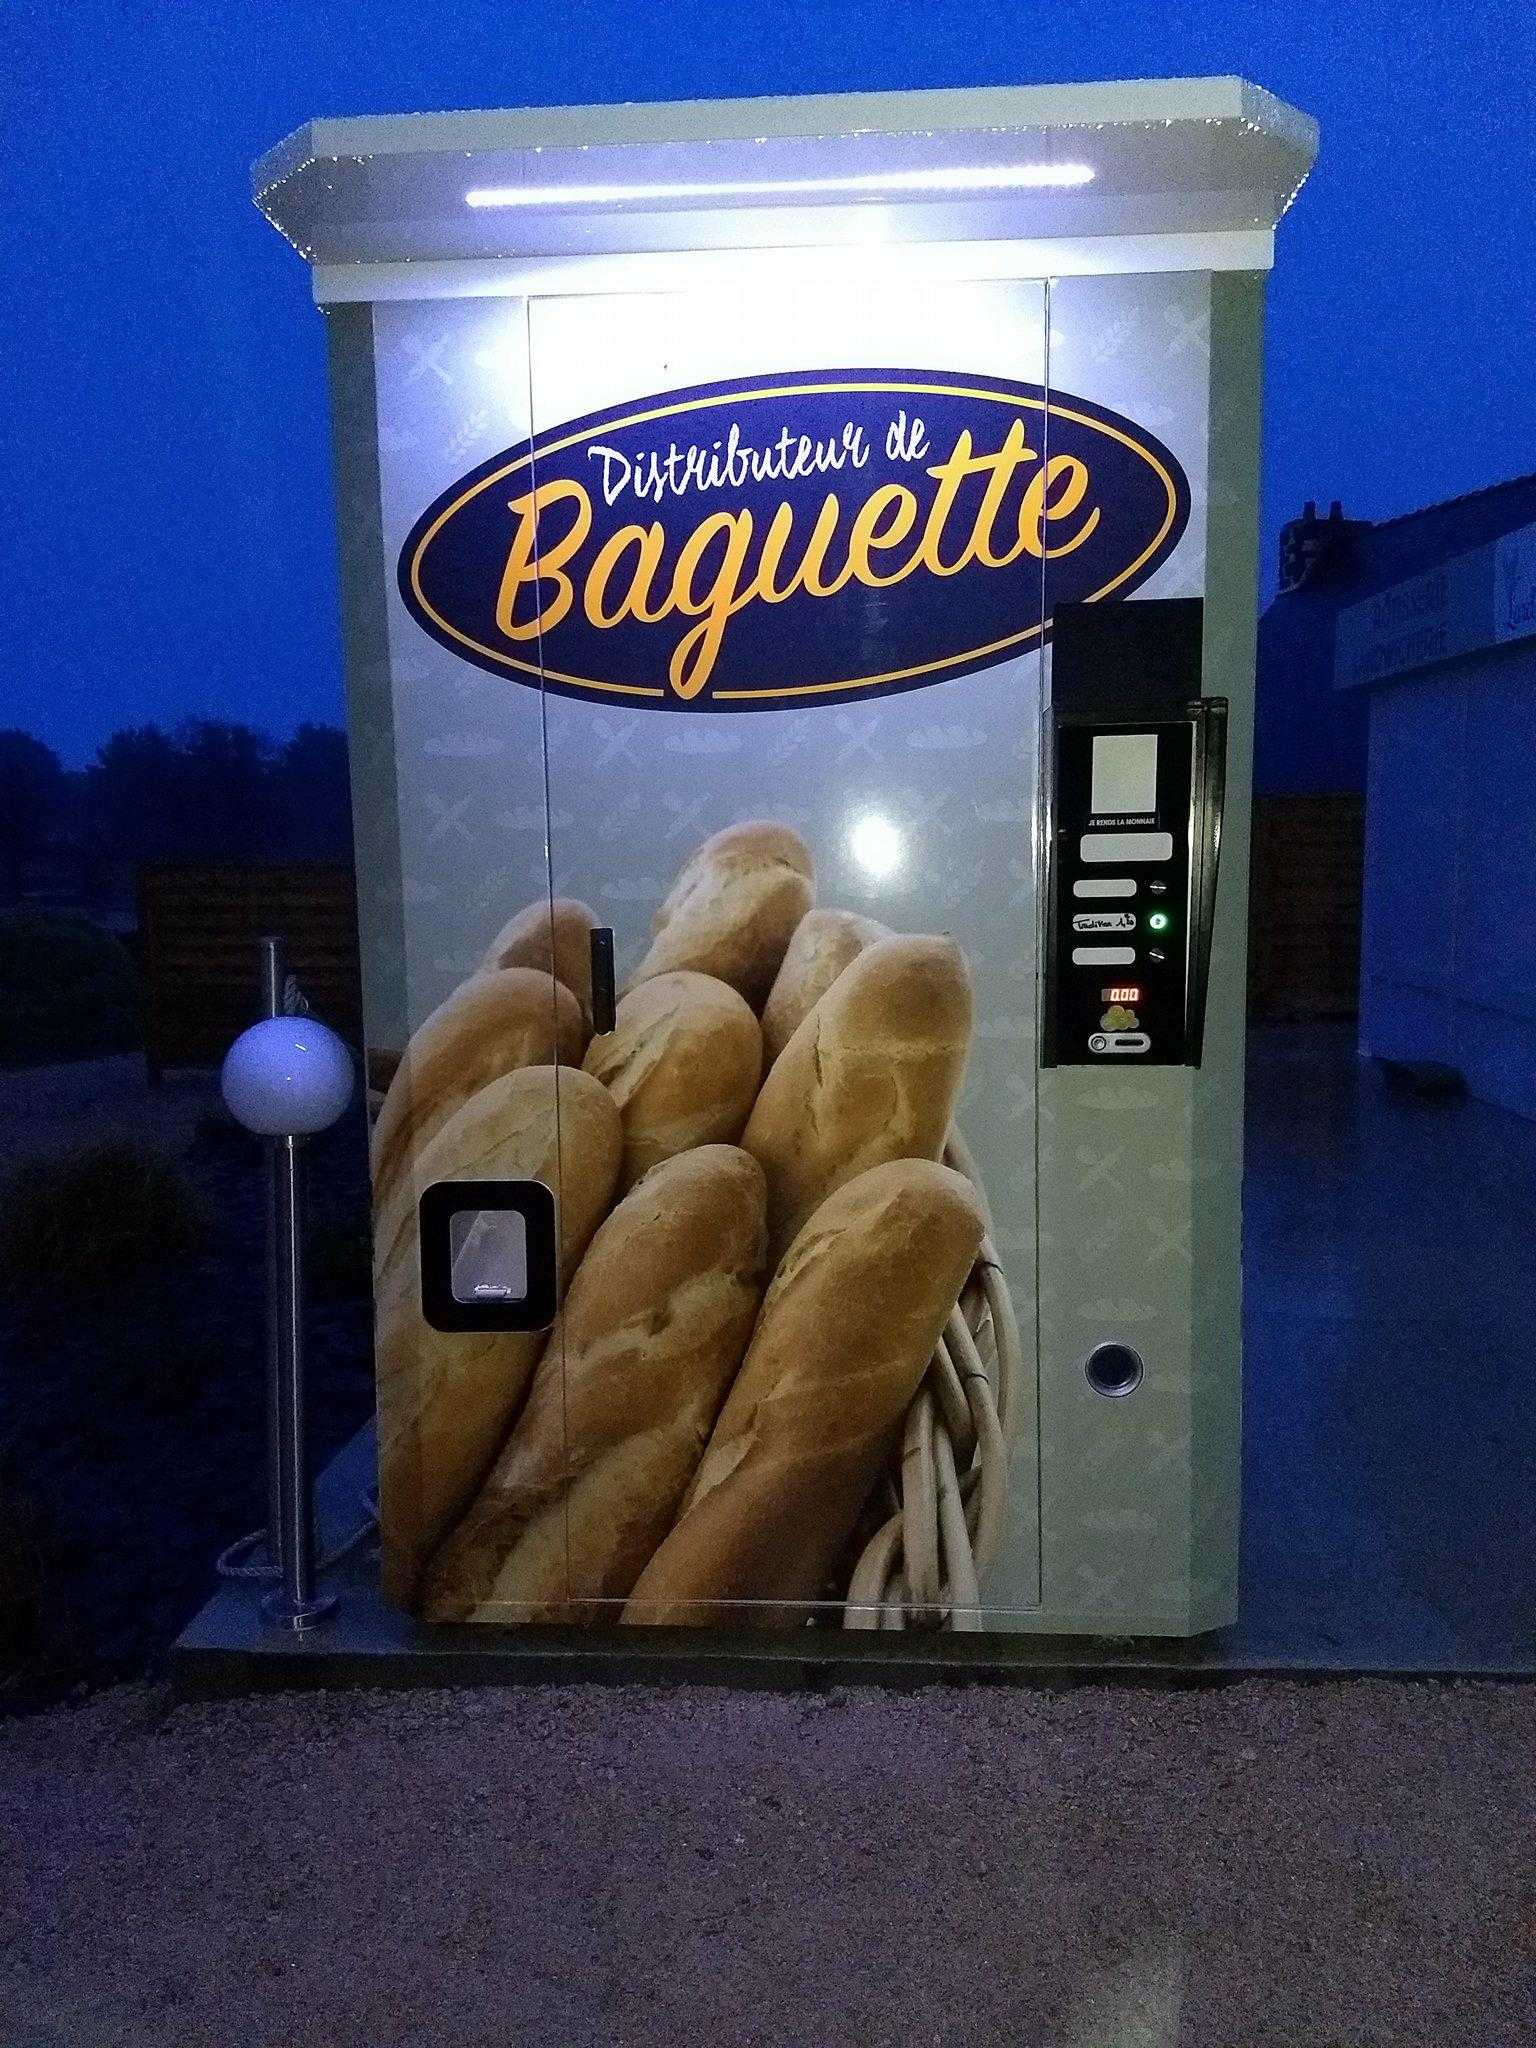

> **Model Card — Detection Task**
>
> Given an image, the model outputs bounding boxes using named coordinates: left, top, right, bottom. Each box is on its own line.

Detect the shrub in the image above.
left=0, top=1141, right=206, bottom=1294
left=0, top=909, right=141, bottom=1066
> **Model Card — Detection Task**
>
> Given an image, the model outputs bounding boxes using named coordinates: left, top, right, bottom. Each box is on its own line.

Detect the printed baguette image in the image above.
left=374, top=820, right=1017, bottom=1632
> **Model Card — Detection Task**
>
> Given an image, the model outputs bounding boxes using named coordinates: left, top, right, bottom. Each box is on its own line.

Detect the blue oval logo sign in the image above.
left=398, top=369, right=1190, bottom=712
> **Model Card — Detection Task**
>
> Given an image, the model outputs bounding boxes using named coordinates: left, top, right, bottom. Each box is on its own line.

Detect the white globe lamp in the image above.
left=221, top=1015, right=355, bottom=1138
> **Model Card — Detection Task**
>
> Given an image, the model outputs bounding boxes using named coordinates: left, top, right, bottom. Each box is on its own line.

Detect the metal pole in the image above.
left=257, top=935, right=337, bottom=1632
left=259, top=937, right=285, bottom=1573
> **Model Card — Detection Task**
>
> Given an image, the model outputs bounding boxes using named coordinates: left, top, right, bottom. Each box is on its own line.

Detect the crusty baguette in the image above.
left=482, top=896, right=596, bottom=1021
left=371, top=967, right=586, bottom=1208
left=582, top=970, right=762, bottom=1192
left=624, top=1158, right=986, bottom=1628
left=742, top=933, right=973, bottom=1260
left=628, top=821, right=814, bottom=1010
left=421, top=1146, right=768, bottom=1623
left=374, top=1064, right=621, bottom=1606
left=760, top=906, right=891, bottom=1066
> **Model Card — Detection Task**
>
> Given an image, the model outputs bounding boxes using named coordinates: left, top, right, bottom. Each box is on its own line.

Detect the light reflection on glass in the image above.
left=849, top=812, right=904, bottom=879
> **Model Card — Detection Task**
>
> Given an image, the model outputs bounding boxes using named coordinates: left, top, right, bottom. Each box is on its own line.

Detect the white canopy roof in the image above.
left=254, top=77, right=1316, bottom=274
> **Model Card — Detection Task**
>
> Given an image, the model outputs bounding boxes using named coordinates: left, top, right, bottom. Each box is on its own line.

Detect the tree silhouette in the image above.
left=86, top=726, right=187, bottom=864
left=10, top=721, right=355, bottom=892
left=0, top=730, right=67, bottom=901
left=274, top=724, right=354, bottom=858
left=174, top=720, right=278, bottom=856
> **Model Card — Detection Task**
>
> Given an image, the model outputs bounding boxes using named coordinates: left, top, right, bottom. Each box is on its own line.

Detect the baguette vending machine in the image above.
left=255, top=80, right=1315, bottom=1640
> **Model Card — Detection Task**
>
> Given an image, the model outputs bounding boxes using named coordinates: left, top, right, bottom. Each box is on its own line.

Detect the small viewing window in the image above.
left=449, top=1208, right=528, bottom=1305
left=419, top=1180, right=556, bottom=1333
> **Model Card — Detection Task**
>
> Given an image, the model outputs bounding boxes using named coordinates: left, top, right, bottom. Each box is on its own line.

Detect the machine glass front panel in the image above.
left=527, top=280, right=1050, bottom=1620
left=362, top=264, right=1216, bottom=1634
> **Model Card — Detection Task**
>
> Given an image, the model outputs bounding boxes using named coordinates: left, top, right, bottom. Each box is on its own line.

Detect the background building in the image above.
left=1250, top=473, right=1536, bottom=1034
left=1337, top=508, right=1536, bottom=1119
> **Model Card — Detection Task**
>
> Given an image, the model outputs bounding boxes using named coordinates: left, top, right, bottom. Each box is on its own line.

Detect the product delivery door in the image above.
left=445, top=279, right=1053, bottom=1632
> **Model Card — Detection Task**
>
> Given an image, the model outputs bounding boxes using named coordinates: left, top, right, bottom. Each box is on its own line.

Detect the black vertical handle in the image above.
left=1185, top=697, right=1228, bottom=1067
left=589, top=927, right=616, bottom=1036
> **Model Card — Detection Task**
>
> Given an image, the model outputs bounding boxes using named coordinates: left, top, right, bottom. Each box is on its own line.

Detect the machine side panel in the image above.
left=1186, top=269, right=1266, bottom=1630
left=324, top=306, right=410, bottom=1059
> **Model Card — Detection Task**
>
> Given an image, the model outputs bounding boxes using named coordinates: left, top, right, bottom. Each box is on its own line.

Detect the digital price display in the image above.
left=1102, top=985, right=1143, bottom=1004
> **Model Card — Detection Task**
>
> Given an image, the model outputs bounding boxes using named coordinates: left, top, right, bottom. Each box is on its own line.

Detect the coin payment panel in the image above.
left=1044, top=601, right=1227, bottom=1068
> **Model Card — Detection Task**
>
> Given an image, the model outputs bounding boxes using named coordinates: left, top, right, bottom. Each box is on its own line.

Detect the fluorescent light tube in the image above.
left=464, top=162, right=1095, bottom=208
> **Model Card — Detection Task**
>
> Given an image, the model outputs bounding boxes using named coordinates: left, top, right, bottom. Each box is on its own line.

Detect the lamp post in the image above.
left=220, top=938, right=354, bottom=1631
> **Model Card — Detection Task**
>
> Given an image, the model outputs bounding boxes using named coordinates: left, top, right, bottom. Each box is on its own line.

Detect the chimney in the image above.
left=1279, top=500, right=1369, bottom=592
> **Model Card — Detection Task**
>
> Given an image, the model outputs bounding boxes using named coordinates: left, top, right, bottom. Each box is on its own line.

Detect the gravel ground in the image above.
left=3, top=1676, right=1533, bottom=2046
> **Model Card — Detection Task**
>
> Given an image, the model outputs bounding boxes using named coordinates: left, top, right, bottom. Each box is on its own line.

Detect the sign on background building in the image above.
left=1335, top=518, right=1536, bottom=689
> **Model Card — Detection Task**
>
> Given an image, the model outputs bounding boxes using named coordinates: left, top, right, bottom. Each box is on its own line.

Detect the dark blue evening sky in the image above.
left=6, top=0, right=1533, bottom=764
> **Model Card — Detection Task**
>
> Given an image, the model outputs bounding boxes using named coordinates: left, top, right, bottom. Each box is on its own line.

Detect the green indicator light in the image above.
left=1147, top=911, right=1171, bottom=932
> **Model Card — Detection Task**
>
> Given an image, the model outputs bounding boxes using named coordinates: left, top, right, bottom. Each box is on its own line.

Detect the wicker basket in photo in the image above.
left=369, top=1071, right=1023, bottom=1634
left=840, top=1128, right=1023, bottom=1633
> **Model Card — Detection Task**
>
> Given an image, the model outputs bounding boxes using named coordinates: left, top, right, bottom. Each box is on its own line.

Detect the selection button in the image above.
left=1080, top=831, right=1174, bottom=865
left=1073, top=945, right=1136, bottom=967
left=1073, top=877, right=1137, bottom=900
left=1072, top=910, right=1136, bottom=935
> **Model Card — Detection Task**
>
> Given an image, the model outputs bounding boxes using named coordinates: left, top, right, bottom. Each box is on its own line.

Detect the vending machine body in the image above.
left=255, top=79, right=1315, bottom=1638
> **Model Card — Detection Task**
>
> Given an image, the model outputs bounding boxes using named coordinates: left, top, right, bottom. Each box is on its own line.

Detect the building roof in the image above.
left=1363, top=472, right=1536, bottom=588
left=1371, top=469, right=1536, bottom=534
left=1256, top=472, right=1536, bottom=796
